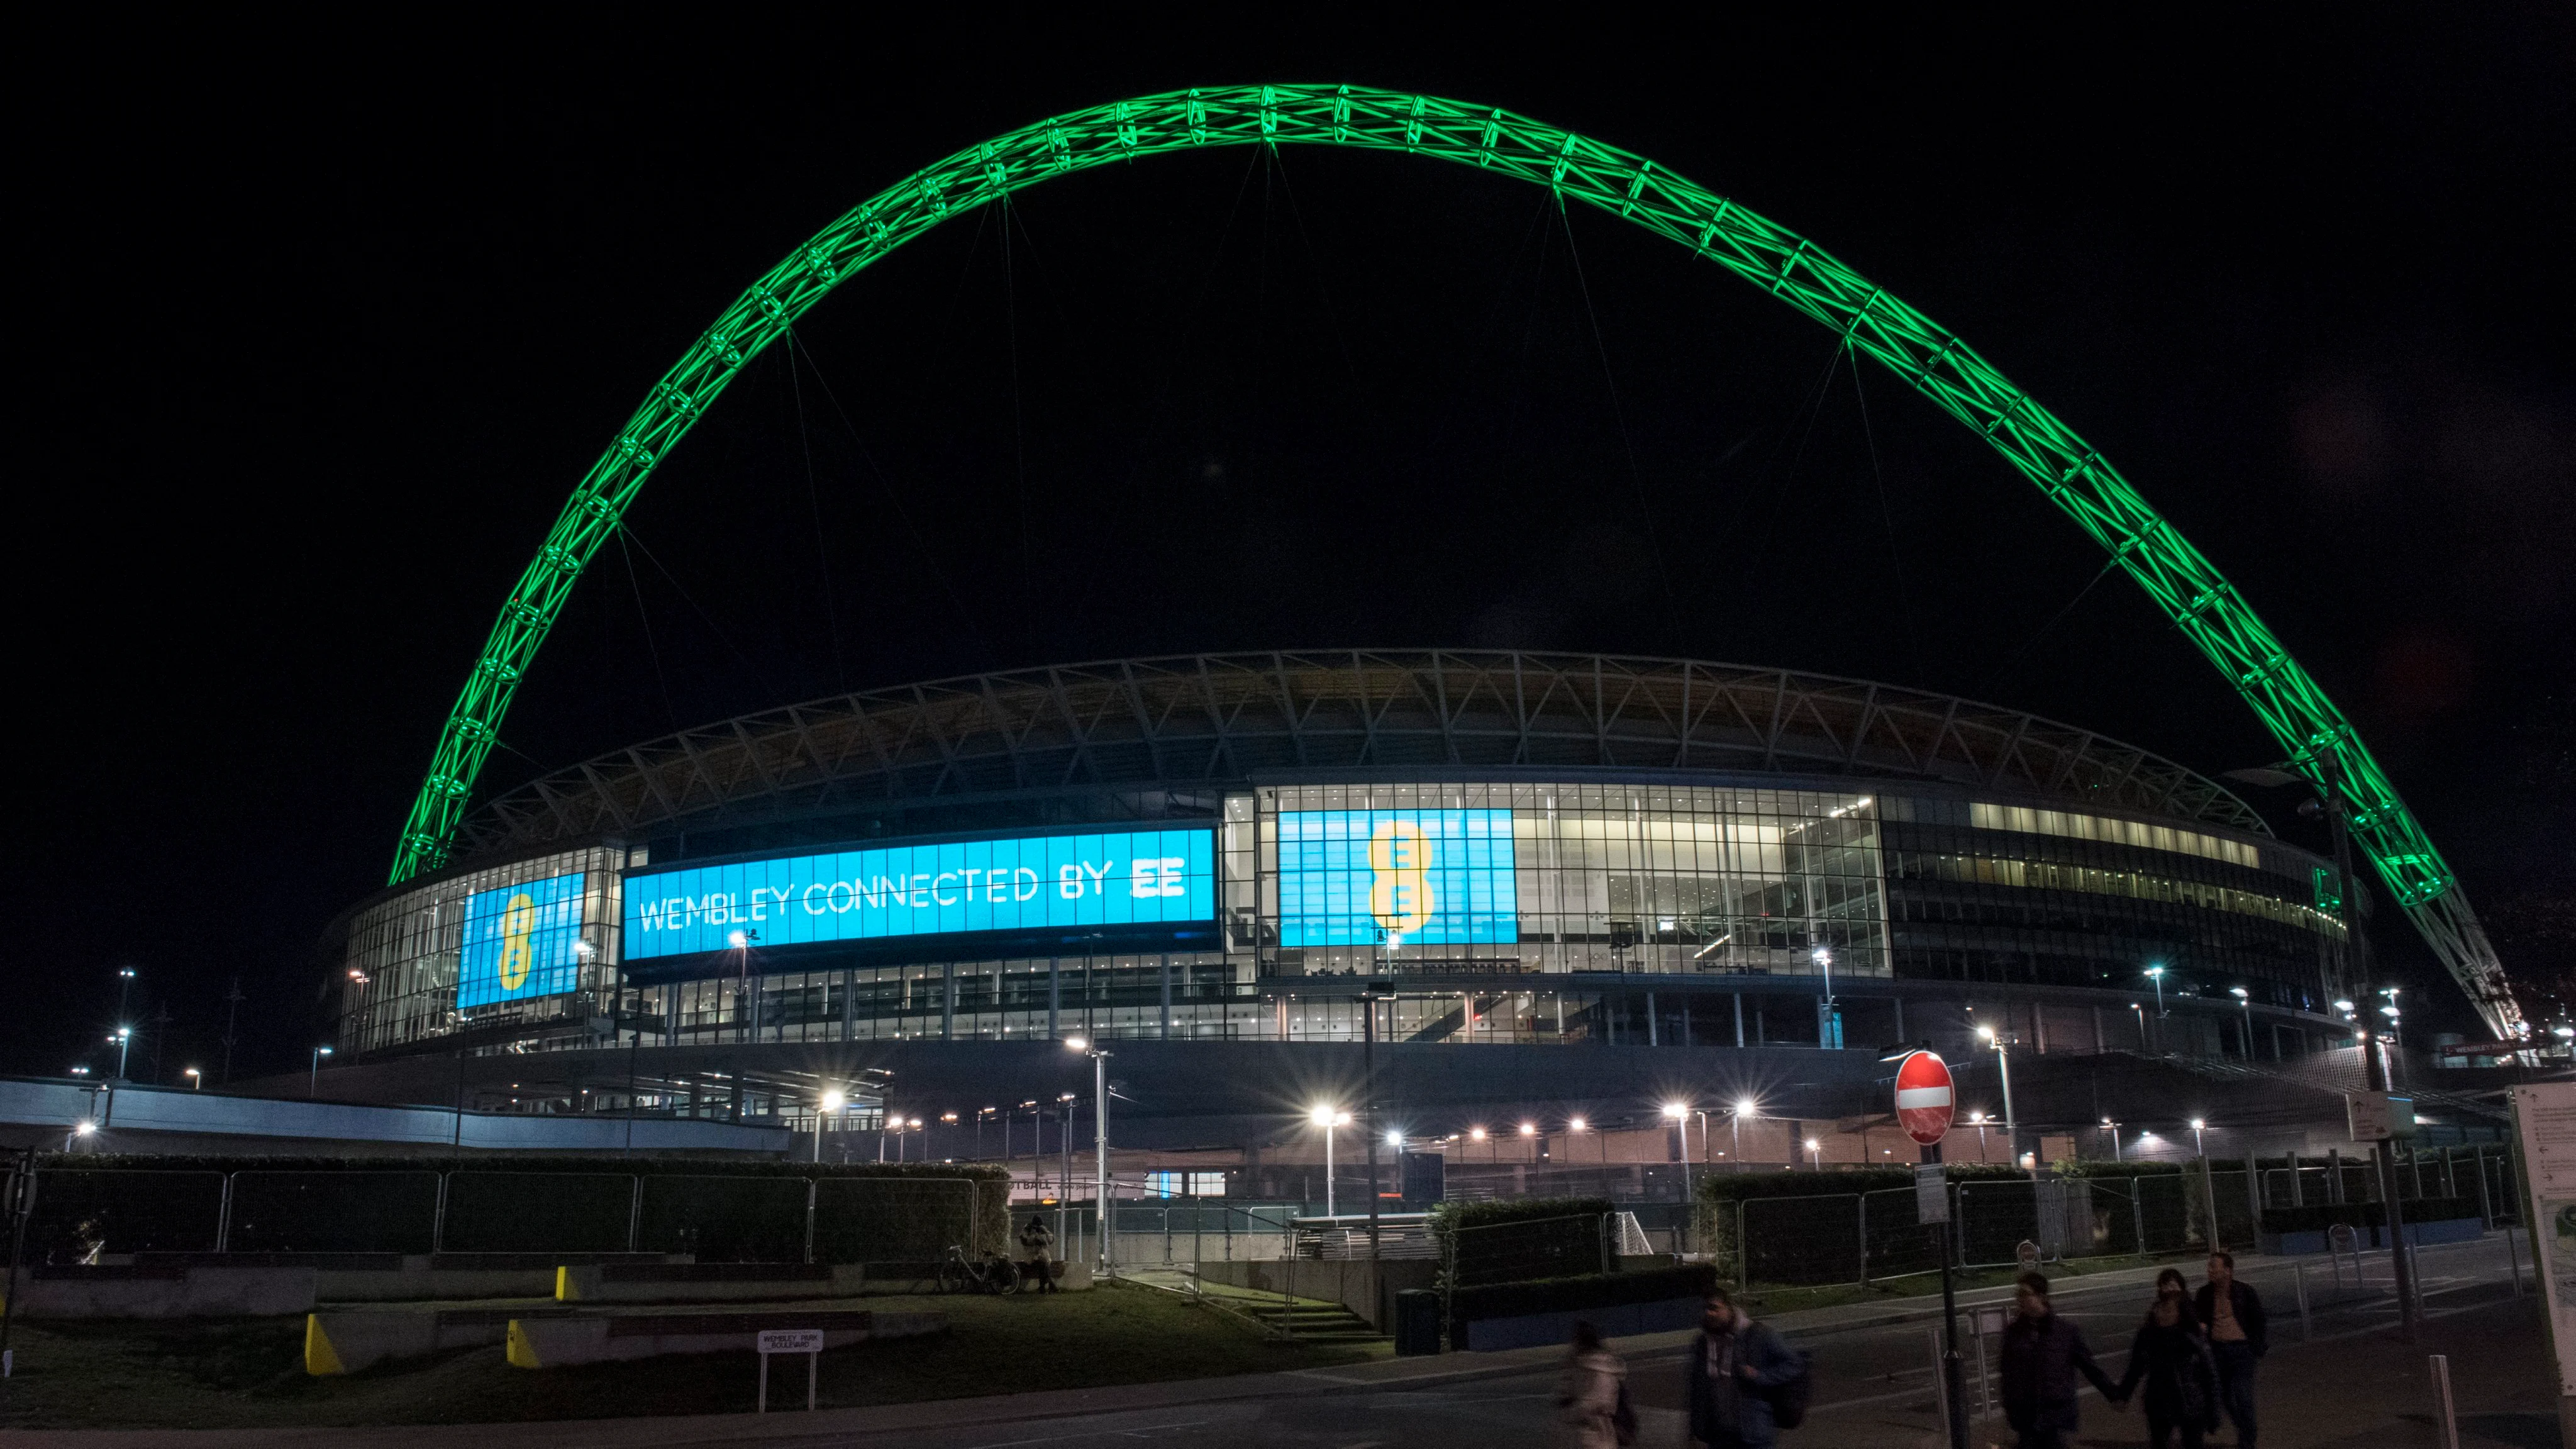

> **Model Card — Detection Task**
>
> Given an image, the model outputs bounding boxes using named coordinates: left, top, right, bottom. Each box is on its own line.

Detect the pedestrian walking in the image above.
left=1555, top=1321, right=1632, bottom=1448
left=1682, top=1285, right=1805, bottom=1448
left=2112, top=1267, right=2222, bottom=1449
left=1018, top=1213, right=1058, bottom=1294
left=2192, top=1250, right=2266, bottom=1448
left=1997, top=1271, right=2119, bottom=1449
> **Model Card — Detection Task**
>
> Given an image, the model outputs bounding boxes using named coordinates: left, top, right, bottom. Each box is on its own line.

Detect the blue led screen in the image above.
left=1277, top=809, right=1518, bottom=947
left=457, top=872, right=589, bottom=1008
left=623, top=829, right=1215, bottom=960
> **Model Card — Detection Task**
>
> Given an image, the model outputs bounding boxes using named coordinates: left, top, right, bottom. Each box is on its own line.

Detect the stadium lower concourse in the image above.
left=294, top=651, right=2397, bottom=1171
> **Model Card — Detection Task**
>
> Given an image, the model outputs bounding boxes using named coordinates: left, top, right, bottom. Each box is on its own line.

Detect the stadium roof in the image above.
left=458, top=650, right=2267, bottom=859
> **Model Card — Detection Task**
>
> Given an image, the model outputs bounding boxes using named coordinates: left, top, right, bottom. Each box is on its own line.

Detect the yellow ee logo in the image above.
left=496, top=892, right=538, bottom=991
left=1367, top=821, right=1436, bottom=935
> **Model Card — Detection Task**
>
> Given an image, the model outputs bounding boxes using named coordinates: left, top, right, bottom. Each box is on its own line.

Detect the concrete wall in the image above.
left=1199, top=1257, right=1440, bottom=1330
left=4, top=1265, right=315, bottom=1319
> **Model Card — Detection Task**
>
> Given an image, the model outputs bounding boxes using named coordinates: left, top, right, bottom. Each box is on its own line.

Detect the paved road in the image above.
left=827, top=1233, right=2534, bottom=1449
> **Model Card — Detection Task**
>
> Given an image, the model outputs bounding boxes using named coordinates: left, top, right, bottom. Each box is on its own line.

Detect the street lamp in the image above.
left=1664, top=1101, right=1694, bottom=1189
left=1969, top=1110, right=1990, bottom=1161
left=1066, top=1036, right=1112, bottom=1274
left=816, top=1089, right=845, bottom=1163
left=2190, top=1118, right=2206, bottom=1155
left=2229, top=987, right=2254, bottom=1059
left=2145, top=964, right=2168, bottom=1018
left=109, top=1028, right=133, bottom=1082
left=2102, top=1118, right=2123, bottom=1162
left=1310, top=1104, right=1351, bottom=1214
left=1812, top=945, right=1838, bottom=1047
left=1735, top=1097, right=1757, bottom=1164
left=308, top=1044, right=333, bottom=1096
left=1804, top=1137, right=1821, bottom=1170
left=184, top=1067, right=201, bottom=1090
left=1975, top=1024, right=2030, bottom=1179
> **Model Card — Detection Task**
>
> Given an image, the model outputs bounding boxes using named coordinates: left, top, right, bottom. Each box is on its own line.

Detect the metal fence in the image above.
left=12, top=1168, right=986, bottom=1265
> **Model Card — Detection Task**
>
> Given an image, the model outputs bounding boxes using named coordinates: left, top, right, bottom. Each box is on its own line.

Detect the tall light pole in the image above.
left=1310, top=1105, right=1350, bottom=1214
left=1735, top=1098, right=1755, bottom=1165
left=2229, top=987, right=2254, bottom=1059
left=2101, top=1118, right=2122, bottom=1162
left=1665, top=1101, right=1694, bottom=1188
left=184, top=1068, right=201, bottom=1091
left=1970, top=1111, right=1990, bottom=1162
left=2190, top=1118, right=2221, bottom=1250
left=2144, top=965, right=2168, bottom=1054
left=816, top=1090, right=844, bottom=1163
left=113, top=969, right=136, bottom=1080
left=1804, top=1136, right=1821, bottom=1170
left=308, top=1044, right=332, bottom=1096
left=1812, top=946, right=1838, bottom=1048
left=1066, top=1038, right=1111, bottom=1274
left=110, top=1029, right=133, bottom=1082
left=1976, top=1024, right=2033, bottom=1182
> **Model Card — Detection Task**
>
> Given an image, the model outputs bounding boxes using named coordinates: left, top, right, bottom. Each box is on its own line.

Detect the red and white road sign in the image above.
left=1894, top=1050, right=1955, bottom=1146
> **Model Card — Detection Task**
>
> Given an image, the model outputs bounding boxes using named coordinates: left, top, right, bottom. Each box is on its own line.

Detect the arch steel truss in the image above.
left=386, top=85, right=2520, bottom=1037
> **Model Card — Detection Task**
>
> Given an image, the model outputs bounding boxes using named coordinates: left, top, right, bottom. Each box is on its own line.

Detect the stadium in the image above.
left=282, top=87, right=2523, bottom=1192
left=307, top=649, right=2415, bottom=1182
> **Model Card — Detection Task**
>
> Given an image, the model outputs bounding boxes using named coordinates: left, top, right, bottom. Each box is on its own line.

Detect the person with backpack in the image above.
left=1999, top=1271, right=2119, bottom=1448
left=1684, top=1285, right=1808, bottom=1448
left=1556, top=1320, right=1632, bottom=1448
left=2112, top=1268, right=2222, bottom=1449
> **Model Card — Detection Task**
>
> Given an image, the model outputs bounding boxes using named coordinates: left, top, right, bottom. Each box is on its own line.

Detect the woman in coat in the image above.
left=2113, top=1268, right=2221, bottom=1449
left=1557, top=1320, right=1628, bottom=1448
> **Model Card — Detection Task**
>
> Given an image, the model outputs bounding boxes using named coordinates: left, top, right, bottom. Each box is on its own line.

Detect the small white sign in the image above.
left=1916, top=1163, right=1950, bottom=1224
left=1974, top=1306, right=2007, bottom=1336
left=2347, top=1092, right=2418, bottom=1142
left=757, top=1329, right=824, bottom=1355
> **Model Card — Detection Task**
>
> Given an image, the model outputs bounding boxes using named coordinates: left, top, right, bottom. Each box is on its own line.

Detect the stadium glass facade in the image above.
left=333, top=774, right=2345, bottom=1062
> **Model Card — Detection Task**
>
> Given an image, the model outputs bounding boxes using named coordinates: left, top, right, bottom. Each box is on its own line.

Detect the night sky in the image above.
left=16, top=12, right=2570, bottom=1082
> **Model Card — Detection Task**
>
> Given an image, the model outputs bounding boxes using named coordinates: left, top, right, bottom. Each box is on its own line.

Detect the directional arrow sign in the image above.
left=1895, top=1050, right=1955, bottom=1146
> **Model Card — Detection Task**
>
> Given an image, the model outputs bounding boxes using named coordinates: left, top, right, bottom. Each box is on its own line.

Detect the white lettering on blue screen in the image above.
left=623, top=832, right=1213, bottom=958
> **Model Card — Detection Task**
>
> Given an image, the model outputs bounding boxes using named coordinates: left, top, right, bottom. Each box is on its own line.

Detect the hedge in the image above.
left=2262, top=1197, right=2482, bottom=1235
left=1431, top=1197, right=1613, bottom=1286
left=1446, top=1263, right=1718, bottom=1336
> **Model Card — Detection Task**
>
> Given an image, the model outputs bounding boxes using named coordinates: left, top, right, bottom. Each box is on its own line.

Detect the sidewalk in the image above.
left=1774, top=1292, right=2557, bottom=1449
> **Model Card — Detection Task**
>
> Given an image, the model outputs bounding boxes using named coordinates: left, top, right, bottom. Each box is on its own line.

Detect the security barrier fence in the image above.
left=9, top=1159, right=1002, bottom=1265
left=1712, top=1146, right=2519, bottom=1289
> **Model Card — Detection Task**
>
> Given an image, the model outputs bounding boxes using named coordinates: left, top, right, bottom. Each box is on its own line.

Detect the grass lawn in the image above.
left=1735, top=1248, right=2209, bottom=1317
left=0, top=1281, right=1384, bottom=1430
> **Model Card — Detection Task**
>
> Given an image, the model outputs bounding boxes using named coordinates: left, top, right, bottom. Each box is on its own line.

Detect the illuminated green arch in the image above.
left=392, top=84, right=2521, bottom=1036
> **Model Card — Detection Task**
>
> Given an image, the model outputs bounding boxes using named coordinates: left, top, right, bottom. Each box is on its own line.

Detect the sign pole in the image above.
left=1934, top=1141, right=1968, bottom=1449
left=1894, top=1047, right=1968, bottom=1449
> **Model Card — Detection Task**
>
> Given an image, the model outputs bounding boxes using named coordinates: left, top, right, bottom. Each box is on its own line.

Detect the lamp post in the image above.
left=2131, top=1001, right=2147, bottom=1049
left=1665, top=1101, right=1694, bottom=1192
left=1970, top=1111, right=1990, bottom=1162
left=2190, top=1118, right=2206, bottom=1157
left=2145, top=966, right=2167, bottom=1054
left=1066, top=1038, right=1111, bottom=1275
left=1976, top=1024, right=2032, bottom=1180
left=109, top=1029, right=133, bottom=1082
left=308, top=1045, right=332, bottom=1096
left=184, top=1068, right=201, bottom=1091
left=2229, top=987, right=2254, bottom=1059
left=1812, top=945, right=1838, bottom=1048
left=1735, top=1098, right=1756, bottom=1165
left=2102, top=1118, right=2123, bottom=1162
left=113, top=969, right=136, bottom=1079
left=816, top=1089, right=845, bottom=1163
left=1804, top=1137, right=1822, bottom=1170
left=1310, top=1105, right=1350, bottom=1215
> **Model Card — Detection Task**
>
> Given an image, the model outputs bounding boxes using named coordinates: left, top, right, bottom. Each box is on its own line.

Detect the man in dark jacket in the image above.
left=2193, top=1251, right=2266, bottom=1447
left=1999, top=1272, right=2119, bottom=1449
left=1684, top=1285, right=1803, bottom=1448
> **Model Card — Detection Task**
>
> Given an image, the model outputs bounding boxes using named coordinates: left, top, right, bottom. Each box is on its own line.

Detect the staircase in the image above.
left=1244, top=1298, right=1384, bottom=1343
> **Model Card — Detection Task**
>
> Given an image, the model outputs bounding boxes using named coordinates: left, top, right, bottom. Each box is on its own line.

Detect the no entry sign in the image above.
left=1895, top=1050, right=1955, bottom=1145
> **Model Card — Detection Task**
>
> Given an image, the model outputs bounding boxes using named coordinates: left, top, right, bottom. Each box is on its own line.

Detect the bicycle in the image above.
left=937, top=1243, right=1023, bottom=1296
